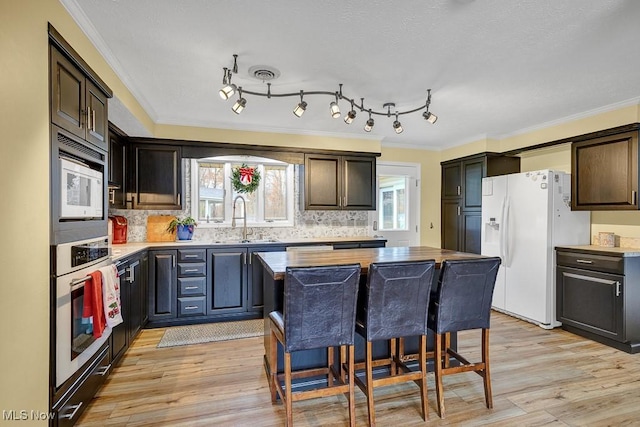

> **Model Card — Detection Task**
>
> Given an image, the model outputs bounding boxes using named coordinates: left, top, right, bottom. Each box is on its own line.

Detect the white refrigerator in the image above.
left=481, top=170, right=590, bottom=329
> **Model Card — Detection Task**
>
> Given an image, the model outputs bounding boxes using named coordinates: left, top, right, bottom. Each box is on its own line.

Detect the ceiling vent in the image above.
left=248, top=65, right=280, bottom=82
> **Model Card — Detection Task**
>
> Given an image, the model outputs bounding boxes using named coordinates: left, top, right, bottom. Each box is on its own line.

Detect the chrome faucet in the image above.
left=232, top=195, right=253, bottom=242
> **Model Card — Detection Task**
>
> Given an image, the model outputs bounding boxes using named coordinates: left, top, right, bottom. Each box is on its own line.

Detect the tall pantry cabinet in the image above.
left=441, top=153, right=520, bottom=254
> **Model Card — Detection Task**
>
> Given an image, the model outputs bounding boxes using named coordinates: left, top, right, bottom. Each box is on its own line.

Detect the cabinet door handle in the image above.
left=576, top=259, right=593, bottom=264
left=616, top=281, right=621, bottom=297
left=243, top=252, right=247, bottom=265
left=633, top=190, right=637, bottom=205
left=91, top=109, right=96, bottom=132
left=86, top=107, right=91, bottom=130
left=457, top=185, right=461, bottom=196
left=94, top=364, right=111, bottom=376
left=109, top=189, right=116, bottom=205
left=61, top=402, right=83, bottom=420
left=172, top=255, right=176, bottom=268
left=457, top=205, right=461, bottom=216
left=248, top=253, right=252, bottom=265
left=177, top=193, right=181, bottom=206
left=343, top=195, right=347, bottom=208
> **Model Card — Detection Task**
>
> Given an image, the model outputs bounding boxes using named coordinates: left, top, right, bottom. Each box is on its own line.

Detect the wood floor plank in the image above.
left=76, top=312, right=640, bottom=426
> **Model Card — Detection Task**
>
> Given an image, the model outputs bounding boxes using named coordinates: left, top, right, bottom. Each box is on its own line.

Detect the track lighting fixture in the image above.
left=232, top=88, right=246, bottom=114
left=293, top=91, right=307, bottom=117
left=364, top=110, right=374, bottom=132
left=219, top=54, right=438, bottom=133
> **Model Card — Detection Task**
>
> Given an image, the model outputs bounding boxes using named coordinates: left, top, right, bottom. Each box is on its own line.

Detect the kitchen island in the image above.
left=256, top=246, right=486, bottom=378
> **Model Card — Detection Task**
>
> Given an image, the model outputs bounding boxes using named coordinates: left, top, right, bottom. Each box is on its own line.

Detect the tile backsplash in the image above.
left=110, top=161, right=371, bottom=242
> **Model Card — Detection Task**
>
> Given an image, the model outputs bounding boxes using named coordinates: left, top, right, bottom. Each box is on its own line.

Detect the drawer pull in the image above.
left=184, top=254, right=199, bottom=259
left=576, top=259, right=593, bottom=264
left=61, top=402, right=83, bottom=420
left=184, top=305, right=199, bottom=310
left=184, top=268, right=199, bottom=273
left=94, top=364, right=111, bottom=376
left=184, top=286, right=199, bottom=290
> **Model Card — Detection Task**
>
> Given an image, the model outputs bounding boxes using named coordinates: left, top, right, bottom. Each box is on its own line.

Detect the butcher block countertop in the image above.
left=256, top=246, right=487, bottom=280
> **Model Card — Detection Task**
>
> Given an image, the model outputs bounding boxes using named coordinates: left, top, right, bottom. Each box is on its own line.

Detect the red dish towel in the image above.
left=82, top=270, right=107, bottom=338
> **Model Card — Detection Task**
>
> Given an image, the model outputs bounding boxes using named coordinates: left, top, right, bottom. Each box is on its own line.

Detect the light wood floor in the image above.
left=76, top=312, right=640, bottom=426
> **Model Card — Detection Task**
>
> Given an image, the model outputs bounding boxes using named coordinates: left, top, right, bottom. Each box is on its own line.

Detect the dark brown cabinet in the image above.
left=441, top=153, right=520, bottom=253
left=556, top=249, right=640, bottom=353
left=148, top=250, right=178, bottom=321
left=572, top=130, right=640, bottom=210
left=207, top=247, right=247, bottom=314
left=50, top=46, right=108, bottom=151
left=177, top=249, right=207, bottom=317
left=108, top=126, right=127, bottom=208
left=129, top=143, right=182, bottom=209
left=301, top=154, right=376, bottom=210
left=249, top=245, right=287, bottom=311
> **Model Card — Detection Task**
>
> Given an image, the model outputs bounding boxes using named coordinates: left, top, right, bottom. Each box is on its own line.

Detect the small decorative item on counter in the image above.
left=167, top=216, right=198, bottom=241
left=599, top=232, right=615, bottom=247
left=232, top=163, right=261, bottom=194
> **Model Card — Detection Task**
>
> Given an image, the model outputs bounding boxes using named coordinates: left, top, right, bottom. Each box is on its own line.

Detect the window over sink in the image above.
left=190, top=156, right=294, bottom=227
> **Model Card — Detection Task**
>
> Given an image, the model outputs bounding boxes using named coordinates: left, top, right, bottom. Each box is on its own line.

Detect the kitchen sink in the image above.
left=211, top=238, right=280, bottom=244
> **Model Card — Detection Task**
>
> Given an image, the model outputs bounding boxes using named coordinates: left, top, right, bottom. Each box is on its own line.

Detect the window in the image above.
left=191, top=156, right=294, bottom=227
left=379, top=175, right=408, bottom=231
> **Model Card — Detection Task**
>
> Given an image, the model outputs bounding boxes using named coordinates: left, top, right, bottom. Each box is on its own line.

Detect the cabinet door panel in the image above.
left=441, top=200, right=461, bottom=251
left=463, top=159, right=485, bottom=209
left=51, top=48, right=86, bottom=140
left=557, top=267, right=623, bottom=341
left=462, top=211, right=482, bottom=254
left=304, top=155, right=341, bottom=209
left=128, top=259, right=144, bottom=340
left=249, top=245, right=286, bottom=310
left=441, top=163, right=462, bottom=198
left=573, top=132, right=638, bottom=210
left=207, top=249, right=246, bottom=312
left=148, top=251, right=177, bottom=320
left=86, top=80, right=108, bottom=150
left=108, top=131, right=127, bottom=208
left=111, top=270, right=128, bottom=362
left=343, top=156, right=376, bottom=210
left=132, top=145, right=182, bottom=209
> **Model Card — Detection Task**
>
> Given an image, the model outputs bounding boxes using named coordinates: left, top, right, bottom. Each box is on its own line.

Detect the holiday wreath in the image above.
left=232, top=163, right=261, bottom=193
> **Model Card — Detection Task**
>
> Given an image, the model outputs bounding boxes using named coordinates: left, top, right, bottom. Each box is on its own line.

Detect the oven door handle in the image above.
left=70, top=276, right=91, bottom=287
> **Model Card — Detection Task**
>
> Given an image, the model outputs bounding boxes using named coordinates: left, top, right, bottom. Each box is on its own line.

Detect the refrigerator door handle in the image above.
left=499, top=197, right=506, bottom=262
left=503, top=197, right=511, bottom=268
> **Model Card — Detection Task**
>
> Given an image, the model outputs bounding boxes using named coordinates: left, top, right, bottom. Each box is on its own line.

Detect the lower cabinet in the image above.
left=148, top=249, right=178, bottom=321
left=249, top=245, right=287, bottom=311
left=556, top=249, right=640, bottom=353
left=112, top=250, right=148, bottom=364
left=207, top=247, right=247, bottom=314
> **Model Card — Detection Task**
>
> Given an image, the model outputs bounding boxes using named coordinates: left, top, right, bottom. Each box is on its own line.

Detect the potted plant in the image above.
left=167, top=216, right=198, bottom=240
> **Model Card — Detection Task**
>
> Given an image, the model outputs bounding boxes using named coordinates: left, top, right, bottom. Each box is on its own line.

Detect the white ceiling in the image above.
left=63, top=0, right=640, bottom=150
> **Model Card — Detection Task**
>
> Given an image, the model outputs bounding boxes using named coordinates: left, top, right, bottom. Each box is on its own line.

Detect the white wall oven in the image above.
left=53, top=236, right=113, bottom=388
left=59, top=156, right=103, bottom=220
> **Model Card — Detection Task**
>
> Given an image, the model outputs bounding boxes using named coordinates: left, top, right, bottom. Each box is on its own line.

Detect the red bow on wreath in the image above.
left=239, top=167, right=254, bottom=185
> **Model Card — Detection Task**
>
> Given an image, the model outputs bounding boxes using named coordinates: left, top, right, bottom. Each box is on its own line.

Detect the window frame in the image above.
left=191, top=157, right=294, bottom=228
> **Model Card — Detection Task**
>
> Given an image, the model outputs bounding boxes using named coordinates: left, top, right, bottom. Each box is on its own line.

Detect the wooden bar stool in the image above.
left=428, top=257, right=501, bottom=418
left=268, top=264, right=361, bottom=427
left=352, top=260, right=436, bottom=426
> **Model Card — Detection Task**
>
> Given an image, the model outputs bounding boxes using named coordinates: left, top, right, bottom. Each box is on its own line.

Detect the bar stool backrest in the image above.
left=284, top=264, right=361, bottom=352
left=431, top=257, right=501, bottom=334
left=361, top=260, right=436, bottom=341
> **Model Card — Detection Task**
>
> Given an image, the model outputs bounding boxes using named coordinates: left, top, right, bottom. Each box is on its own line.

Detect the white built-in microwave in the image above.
left=59, top=156, right=104, bottom=219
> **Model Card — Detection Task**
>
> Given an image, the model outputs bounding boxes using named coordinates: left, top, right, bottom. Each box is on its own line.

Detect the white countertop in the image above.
left=110, top=236, right=386, bottom=262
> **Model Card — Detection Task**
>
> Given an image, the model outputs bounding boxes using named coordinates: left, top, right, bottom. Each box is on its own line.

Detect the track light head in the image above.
left=364, top=110, right=374, bottom=132
left=232, top=97, right=246, bottom=114
left=423, top=111, right=438, bottom=124
left=393, top=113, right=403, bottom=134
left=293, top=101, right=307, bottom=117
left=330, top=101, right=340, bottom=118
left=219, top=83, right=237, bottom=100
left=344, top=110, right=356, bottom=124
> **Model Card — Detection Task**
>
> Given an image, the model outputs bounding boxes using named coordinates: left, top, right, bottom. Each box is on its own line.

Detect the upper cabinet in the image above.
left=441, top=153, right=520, bottom=253
left=301, top=153, right=376, bottom=210
left=108, top=125, right=127, bottom=209
left=572, top=129, right=639, bottom=210
left=129, top=143, right=183, bottom=210
left=50, top=46, right=108, bottom=151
